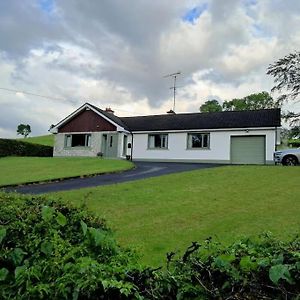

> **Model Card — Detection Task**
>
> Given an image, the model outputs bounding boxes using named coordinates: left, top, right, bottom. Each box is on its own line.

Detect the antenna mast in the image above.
left=164, top=71, right=181, bottom=112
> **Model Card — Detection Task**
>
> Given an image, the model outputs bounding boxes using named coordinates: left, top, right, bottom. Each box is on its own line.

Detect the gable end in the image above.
left=58, top=109, right=116, bottom=133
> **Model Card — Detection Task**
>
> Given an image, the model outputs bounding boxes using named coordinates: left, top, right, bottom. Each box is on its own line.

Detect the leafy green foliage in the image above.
left=16, top=124, right=31, bottom=138
left=159, top=234, right=300, bottom=299
left=0, top=138, right=53, bottom=157
left=1, top=192, right=299, bottom=299
left=222, top=91, right=279, bottom=111
left=0, top=193, right=140, bottom=299
left=267, top=52, right=300, bottom=126
left=199, top=99, right=222, bottom=112
left=288, top=139, right=300, bottom=148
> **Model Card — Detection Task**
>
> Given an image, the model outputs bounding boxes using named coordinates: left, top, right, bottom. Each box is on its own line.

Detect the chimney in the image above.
left=105, top=107, right=114, bottom=114
left=166, top=109, right=176, bottom=114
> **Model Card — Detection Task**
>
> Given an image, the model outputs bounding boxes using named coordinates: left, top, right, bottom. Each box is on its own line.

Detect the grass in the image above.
left=0, top=157, right=133, bottom=186
left=19, top=135, right=54, bottom=146
left=52, top=165, right=300, bottom=266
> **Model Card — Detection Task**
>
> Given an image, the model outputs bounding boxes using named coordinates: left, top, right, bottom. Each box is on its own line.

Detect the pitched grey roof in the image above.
left=119, top=109, right=281, bottom=132
left=61, top=103, right=280, bottom=132
left=88, top=103, right=129, bottom=129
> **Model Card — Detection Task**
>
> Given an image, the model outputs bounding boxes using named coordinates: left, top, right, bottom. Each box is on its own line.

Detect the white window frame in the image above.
left=148, top=134, right=168, bottom=149
left=187, top=133, right=210, bottom=149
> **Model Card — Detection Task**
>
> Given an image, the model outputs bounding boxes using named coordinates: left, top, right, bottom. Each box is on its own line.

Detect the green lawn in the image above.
left=0, top=157, right=133, bottom=186
left=52, top=166, right=300, bottom=266
left=19, top=135, right=54, bottom=146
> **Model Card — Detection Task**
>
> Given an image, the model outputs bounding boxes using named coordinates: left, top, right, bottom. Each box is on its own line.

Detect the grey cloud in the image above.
left=0, top=1, right=67, bottom=57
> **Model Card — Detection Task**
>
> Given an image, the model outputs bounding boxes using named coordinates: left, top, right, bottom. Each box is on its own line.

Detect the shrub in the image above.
left=0, top=138, right=53, bottom=157
left=288, top=139, right=300, bottom=148
left=156, top=235, right=300, bottom=299
left=0, top=193, right=140, bottom=299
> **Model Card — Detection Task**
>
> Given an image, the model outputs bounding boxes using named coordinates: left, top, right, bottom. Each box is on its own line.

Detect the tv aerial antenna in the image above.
left=164, top=71, right=181, bottom=112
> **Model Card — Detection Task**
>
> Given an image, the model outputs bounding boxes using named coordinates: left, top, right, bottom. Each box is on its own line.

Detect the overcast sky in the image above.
left=1, top=0, right=300, bottom=137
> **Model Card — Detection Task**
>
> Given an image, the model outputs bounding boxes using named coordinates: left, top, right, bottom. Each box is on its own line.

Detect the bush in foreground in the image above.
left=0, top=193, right=140, bottom=299
left=0, top=138, right=53, bottom=157
left=0, top=193, right=299, bottom=299
left=161, top=235, right=300, bottom=299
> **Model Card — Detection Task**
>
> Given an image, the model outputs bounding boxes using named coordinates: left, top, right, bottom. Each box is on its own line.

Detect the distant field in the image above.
left=53, top=165, right=300, bottom=266
left=20, top=135, right=54, bottom=146
left=0, top=157, right=133, bottom=186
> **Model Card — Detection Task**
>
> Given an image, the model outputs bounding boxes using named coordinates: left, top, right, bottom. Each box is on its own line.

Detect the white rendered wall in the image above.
left=132, top=129, right=276, bottom=163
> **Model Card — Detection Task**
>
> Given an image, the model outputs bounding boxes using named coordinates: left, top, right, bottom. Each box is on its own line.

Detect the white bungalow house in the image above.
left=50, top=102, right=281, bottom=165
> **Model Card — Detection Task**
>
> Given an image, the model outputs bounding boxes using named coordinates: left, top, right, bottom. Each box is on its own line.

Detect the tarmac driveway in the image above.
left=7, top=161, right=221, bottom=195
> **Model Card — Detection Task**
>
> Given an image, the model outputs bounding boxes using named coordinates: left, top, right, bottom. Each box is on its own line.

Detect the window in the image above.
left=65, top=134, right=91, bottom=147
left=148, top=134, right=168, bottom=149
left=187, top=133, right=210, bottom=149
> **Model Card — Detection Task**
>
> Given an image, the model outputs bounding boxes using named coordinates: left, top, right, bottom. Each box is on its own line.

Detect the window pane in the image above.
left=149, top=135, right=155, bottom=148
left=154, top=135, right=161, bottom=148
left=71, top=134, right=86, bottom=147
left=65, top=135, right=71, bottom=147
left=192, top=134, right=202, bottom=148
left=148, top=134, right=168, bottom=149
left=86, top=134, right=91, bottom=147
left=188, top=133, right=210, bottom=149
left=203, top=134, right=208, bottom=148
left=162, top=136, right=166, bottom=148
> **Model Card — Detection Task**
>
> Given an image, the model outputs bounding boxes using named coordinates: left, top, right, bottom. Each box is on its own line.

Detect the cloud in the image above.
left=0, top=0, right=300, bottom=137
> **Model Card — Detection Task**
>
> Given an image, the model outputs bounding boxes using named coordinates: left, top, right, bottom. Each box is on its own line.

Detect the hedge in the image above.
left=0, top=193, right=299, bottom=299
left=0, top=138, right=53, bottom=157
left=288, top=139, right=300, bottom=148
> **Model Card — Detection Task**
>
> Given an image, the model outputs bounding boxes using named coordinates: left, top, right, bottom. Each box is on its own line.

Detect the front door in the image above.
left=101, top=133, right=118, bottom=157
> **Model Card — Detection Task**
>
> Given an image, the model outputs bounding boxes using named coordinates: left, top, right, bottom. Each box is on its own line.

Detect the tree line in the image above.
left=199, top=91, right=278, bottom=113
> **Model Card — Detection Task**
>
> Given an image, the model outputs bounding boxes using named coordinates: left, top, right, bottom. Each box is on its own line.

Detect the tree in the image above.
left=267, top=51, right=300, bottom=126
left=17, top=124, right=31, bottom=138
left=222, top=91, right=279, bottom=111
left=199, top=99, right=222, bottom=113
left=288, top=125, right=300, bottom=139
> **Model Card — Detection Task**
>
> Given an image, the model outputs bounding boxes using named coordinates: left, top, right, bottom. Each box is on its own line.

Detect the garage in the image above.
left=231, top=136, right=266, bottom=165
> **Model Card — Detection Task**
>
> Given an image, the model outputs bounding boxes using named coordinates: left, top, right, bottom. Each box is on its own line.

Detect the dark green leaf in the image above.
left=11, top=248, right=26, bottom=266
left=72, top=288, right=79, bottom=300
left=15, top=266, right=26, bottom=280
left=42, top=206, right=54, bottom=221
left=0, top=268, right=9, bottom=281
left=80, top=220, right=87, bottom=236
left=214, top=254, right=235, bottom=269
left=269, top=264, right=294, bottom=285
left=0, top=227, right=6, bottom=244
left=41, top=241, right=53, bottom=256
left=56, top=212, right=67, bottom=226
left=89, top=228, right=105, bottom=246
left=240, top=256, right=257, bottom=272
left=271, top=253, right=284, bottom=265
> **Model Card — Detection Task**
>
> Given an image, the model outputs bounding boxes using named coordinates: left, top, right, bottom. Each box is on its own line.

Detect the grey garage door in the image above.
left=231, top=136, right=266, bottom=165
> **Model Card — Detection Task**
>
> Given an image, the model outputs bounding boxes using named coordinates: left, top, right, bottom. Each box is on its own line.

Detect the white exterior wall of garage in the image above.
left=131, top=128, right=277, bottom=164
